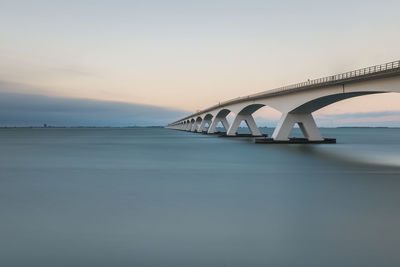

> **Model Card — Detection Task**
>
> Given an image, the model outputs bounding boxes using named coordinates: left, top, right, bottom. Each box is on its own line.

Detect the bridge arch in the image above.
left=197, top=114, right=214, bottom=132
left=207, top=108, right=232, bottom=134
left=272, top=90, right=396, bottom=141
left=226, top=103, right=279, bottom=136
left=203, top=114, right=213, bottom=121
left=290, top=91, right=384, bottom=114
left=237, top=103, right=265, bottom=115
left=190, top=117, right=202, bottom=132
left=214, top=108, right=231, bottom=118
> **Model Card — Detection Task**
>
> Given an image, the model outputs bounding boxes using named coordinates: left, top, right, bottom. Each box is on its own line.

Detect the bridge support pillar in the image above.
left=186, top=122, right=192, bottom=131
left=191, top=122, right=199, bottom=132
left=227, top=114, right=262, bottom=136
left=198, top=119, right=212, bottom=132
left=272, top=113, right=323, bottom=141
left=207, top=117, right=230, bottom=133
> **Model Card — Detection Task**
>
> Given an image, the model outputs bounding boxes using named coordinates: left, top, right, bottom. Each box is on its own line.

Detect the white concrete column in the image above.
left=198, top=119, right=212, bottom=132
left=272, top=113, right=323, bottom=141
left=191, top=121, right=199, bottom=132
left=208, top=117, right=219, bottom=133
left=226, top=115, right=242, bottom=136
left=195, top=120, right=203, bottom=132
left=226, top=114, right=262, bottom=136
left=220, top=118, right=230, bottom=132
left=186, top=122, right=192, bottom=131
left=205, top=120, right=212, bottom=131
left=244, top=115, right=262, bottom=136
left=198, top=120, right=206, bottom=132
left=207, top=117, right=230, bottom=133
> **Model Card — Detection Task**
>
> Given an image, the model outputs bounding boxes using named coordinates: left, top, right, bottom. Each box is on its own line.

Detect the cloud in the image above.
left=0, top=82, right=186, bottom=126
left=315, top=111, right=400, bottom=127
left=317, top=111, right=400, bottom=119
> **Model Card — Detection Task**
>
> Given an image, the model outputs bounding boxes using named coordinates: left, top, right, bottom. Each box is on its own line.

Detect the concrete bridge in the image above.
left=166, top=60, right=400, bottom=143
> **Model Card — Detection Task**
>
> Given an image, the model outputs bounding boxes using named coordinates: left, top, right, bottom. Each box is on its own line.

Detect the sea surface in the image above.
left=1, top=127, right=400, bottom=267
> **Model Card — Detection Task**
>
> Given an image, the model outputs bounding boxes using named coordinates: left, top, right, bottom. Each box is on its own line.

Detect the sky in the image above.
left=1, top=0, right=400, bottom=126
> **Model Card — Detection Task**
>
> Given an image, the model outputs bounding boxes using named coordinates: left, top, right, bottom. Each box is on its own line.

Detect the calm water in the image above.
left=1, top=127, right=400, bottom=267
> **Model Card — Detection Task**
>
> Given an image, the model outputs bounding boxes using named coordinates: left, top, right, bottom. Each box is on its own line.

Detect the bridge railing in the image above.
left=247, top=60, right=400, bottom=99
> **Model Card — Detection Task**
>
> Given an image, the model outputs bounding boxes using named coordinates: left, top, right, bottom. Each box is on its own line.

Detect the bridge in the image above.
left=166, top=60, right=400, bottom=143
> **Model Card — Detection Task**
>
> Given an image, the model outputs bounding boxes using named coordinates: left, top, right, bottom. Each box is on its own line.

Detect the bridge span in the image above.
left=166, top=60, right=400, bottom=143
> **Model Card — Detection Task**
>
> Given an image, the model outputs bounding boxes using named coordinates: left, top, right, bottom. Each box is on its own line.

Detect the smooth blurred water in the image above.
left=1, top=127, right=400, bottom=267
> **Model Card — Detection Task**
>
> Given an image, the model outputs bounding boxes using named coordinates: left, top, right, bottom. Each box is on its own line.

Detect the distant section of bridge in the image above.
left=166, top=60, right=400, bottom=143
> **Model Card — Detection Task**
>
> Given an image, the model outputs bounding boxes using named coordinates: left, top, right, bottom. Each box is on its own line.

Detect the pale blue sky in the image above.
left=1, top=0, right=400, bottom=125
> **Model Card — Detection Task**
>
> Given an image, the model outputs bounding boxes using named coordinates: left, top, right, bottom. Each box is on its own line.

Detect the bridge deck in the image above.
left=172, top=60, right=400, bottom=124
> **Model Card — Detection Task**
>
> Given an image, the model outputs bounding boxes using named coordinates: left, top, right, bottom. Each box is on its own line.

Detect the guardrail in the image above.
left=170, top=60, right=400, bottom=125
left=249, top=59, right=400, bottom=98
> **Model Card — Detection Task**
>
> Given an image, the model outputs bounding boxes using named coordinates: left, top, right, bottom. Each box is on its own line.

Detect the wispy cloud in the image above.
left=317, top=111, right=400, bottom=119
left=315, top=111, right=400, bottom=127
left=0, top=81, right=186, bottom=126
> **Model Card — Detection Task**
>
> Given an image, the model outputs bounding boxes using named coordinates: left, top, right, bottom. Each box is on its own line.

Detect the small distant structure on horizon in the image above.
left=43, top=124, right=47, bottom=128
